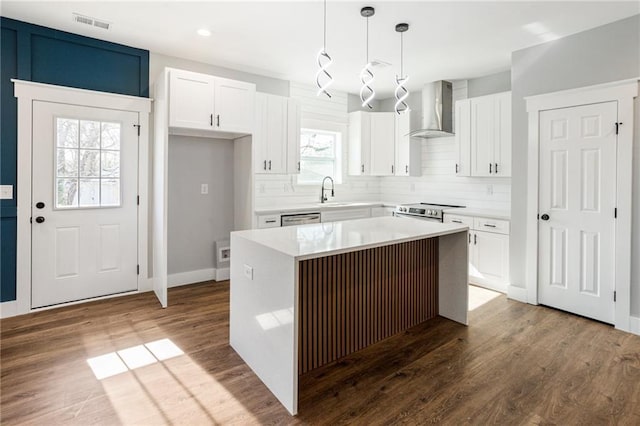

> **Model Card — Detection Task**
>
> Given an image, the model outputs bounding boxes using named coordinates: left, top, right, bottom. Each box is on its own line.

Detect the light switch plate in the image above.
left=243, top=264, right=253, bottom=280
left=201, top=183, right=209, bottom=195
left=0, top=185, right=13, bottom=200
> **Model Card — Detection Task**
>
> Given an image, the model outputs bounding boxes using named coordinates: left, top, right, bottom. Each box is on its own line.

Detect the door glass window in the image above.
left=56, top=118, right=122, bottom=208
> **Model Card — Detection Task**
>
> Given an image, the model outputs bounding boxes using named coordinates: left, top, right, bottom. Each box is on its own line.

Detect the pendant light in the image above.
left=316, top=0, right=333, bottom=98
left=394, top=23, right=410, bottom=114
left=359, top=6, right=375, bottom=109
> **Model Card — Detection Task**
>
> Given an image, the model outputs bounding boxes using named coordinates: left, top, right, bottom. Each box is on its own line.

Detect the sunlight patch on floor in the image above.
left=86, top=338, right=184, bottom=380
left=468, top=285, right=501, bottom=311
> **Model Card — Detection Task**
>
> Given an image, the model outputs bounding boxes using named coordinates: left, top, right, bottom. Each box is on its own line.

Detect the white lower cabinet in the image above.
left=257, top=214, right=281, bottom=228
left=321, top=208, right=371, bottom=223
left=445, top=213, right=510, bottom=292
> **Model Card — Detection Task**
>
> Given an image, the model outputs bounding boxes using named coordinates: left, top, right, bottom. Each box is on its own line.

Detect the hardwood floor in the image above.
left=1, top=282, right=639, bottom=425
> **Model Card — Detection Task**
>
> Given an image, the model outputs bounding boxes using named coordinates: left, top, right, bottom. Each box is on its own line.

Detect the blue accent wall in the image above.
left=0, top=17, right=149, bottom=302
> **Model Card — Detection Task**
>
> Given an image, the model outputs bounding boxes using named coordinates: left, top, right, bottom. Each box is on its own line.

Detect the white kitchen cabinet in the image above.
left=394, top=111, right=421, bottom=176
left=213, top=77, right=256, bottom=134
left=454, top=99, right=471, bottom=176
left=321, top=208, right=371, bottom=223
left=257, top=214, right=281, bottom=228
left=168, top=68, right=255, bottom=136
left=254, top=94, right=300, bottom=175
left=370, top=113, right=395, bottom=176
left=348, top=111, right=371, bottom=175
left=469, top=91, right=511, bottom=177
left=169, top=69, right=215, bottom=130
left=444, top=213, right=510, bottom=293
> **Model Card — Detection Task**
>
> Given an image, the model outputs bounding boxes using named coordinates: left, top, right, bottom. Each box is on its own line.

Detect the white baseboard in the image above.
left=0, top=300, right=18, bottom=319
left=630, top=316, right=640, bottom=336
left=507, top=285, right=528, bottom=303
left=168, top=268, right=228, bottom=288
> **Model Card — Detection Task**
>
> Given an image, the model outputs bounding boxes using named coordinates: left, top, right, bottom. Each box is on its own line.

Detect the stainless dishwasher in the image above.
left=281, top=212, right=321, bottom=227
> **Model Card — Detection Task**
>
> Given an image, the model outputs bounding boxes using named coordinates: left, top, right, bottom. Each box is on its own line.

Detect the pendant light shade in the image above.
left=394, top=23, right=409, bottom=114
left=359, top=6, right=375, bottom=109
left=316, top=0, right=333, bottom=98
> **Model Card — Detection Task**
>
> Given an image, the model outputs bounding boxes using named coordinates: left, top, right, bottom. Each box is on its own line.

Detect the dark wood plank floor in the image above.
left=1, top=281, right=639, bottom=425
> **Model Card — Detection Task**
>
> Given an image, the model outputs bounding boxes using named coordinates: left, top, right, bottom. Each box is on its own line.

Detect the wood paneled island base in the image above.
left=299, top=238, right=439, bottom=374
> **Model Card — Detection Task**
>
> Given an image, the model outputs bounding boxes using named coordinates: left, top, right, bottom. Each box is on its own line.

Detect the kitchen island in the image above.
left=230, top=217, right=469, bottom=415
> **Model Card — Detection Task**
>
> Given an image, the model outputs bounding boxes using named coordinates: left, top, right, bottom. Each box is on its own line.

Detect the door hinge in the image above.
left=614, top=291, right=616, bottom=302
left=137, top=264, right=140, bottom=275
left=137, top=195, right=140, bottom=205
left=614, top=207, right=617, bottom=219
left=133, top=124, right=141, bottom=136
left=615, top=122, right=623, bottom=135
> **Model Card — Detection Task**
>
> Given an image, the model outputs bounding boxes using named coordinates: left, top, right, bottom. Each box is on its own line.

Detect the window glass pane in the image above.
left=56, top=118, right=79, bottom=148
left=57, top=178, right=78, bottom=208
left=79, top=150, right=100, bottom=177
left=57, top=149, right=78, bottom=177
left=299, top=158, right=335, bottom=183
left=101, top=122, right=121, bottom=150
left=101, top=179, right=120, bottom=206
left=301, top=130, right=335, bottom=158
left=80, top=120, right=100, bottom=148
left=79, top=179, right=100, bottom=207
left=101, top=151, right=120, bottom=178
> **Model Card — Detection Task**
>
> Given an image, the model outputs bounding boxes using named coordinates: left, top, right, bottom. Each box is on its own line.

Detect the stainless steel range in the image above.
left=394, top=203, right=464, bottom=222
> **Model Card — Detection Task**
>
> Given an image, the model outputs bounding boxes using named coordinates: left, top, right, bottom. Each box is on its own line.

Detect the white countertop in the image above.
left=232, top=216, right=468, bottom=260
left=442, top=207, right=510, bottom=220
left=254, top=201, right=401, bottom=215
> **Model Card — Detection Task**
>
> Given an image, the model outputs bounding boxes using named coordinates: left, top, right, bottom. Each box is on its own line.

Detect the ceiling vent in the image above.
left=72, top=13, right=111, bottom=30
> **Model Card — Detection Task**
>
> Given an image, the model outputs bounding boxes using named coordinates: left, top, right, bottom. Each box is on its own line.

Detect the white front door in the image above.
left=31, top=101, right=139, bottom=308
left=538, top=101, right=617, bottom=324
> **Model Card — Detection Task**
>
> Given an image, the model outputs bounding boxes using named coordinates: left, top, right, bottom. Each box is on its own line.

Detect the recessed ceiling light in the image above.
left=197, top=28, right=211, bottom=37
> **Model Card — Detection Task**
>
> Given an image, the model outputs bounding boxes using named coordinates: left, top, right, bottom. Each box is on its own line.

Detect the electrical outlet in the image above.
left=0, top=185, right=13, bottom=200
left=201, top=183, right=209, bottom=195
left=243, top=264, right=253, bottom=280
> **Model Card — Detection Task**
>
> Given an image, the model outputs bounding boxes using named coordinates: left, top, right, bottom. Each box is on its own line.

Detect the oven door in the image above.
left=393, top=212, right=442, bottom=223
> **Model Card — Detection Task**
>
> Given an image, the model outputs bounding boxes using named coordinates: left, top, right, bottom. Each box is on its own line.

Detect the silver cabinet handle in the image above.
left=265, top=219, right=276, bottom=223
left=495, top=163, right=498, bottom=174
left=216, top=114, right=220, bottom=127
left=210, top=114, right=213, bottom=126
left=474, top=233, right=477, bottom=245
left=297, top=161, right=300, bottom=171
left=489, top=163, right=493, bottom=174
left=455, top=163, right=459, bottom=174
left=452, top=220, right=462, bottom=223
left=268, top=160, right=272, bottom=170
left=263, top=160, right=267, bottom=170
left=484, top=224, right=496, bottom=228
left=391, top=165, right=394, bottom=174
left=361, top=164, right=364, bottom=173
left=405, top=165, right=408, bottom=174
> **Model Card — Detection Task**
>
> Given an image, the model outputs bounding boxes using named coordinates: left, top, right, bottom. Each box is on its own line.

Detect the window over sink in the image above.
left=298, top=127, right=343, bottom=185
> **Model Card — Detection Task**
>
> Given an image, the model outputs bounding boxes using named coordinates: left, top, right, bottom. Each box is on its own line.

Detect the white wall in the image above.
left=253, top=82, right=380, bottom=209
left=167, top=136, right=234, bottom=275
left=510, top=15, right=640, bottom=317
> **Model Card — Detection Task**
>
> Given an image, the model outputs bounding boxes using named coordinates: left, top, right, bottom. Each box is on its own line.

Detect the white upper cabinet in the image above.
left=168, top=69, right=255, bottom=137
left=394, top=110, right=421, bottom=177
left=463, top=91, right=511, bottom=177
left=169, top=70, right=215, bottom=130
left=213, top=77, right=255, bottom=134
left=254, top=93, right=300, bottom=175
left=370, top=113, right=395, bottom=176
left=348, top=111, right=371, bottom=176
left=454, top=99, right=471, bottom=176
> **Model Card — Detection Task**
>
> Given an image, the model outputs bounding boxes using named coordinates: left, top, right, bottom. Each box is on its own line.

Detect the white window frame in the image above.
left=297, top=118, right=345, bottom=185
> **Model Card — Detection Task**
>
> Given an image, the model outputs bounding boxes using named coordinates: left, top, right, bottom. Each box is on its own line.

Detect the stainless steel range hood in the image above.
left=409, top=80, right=454, bottom=138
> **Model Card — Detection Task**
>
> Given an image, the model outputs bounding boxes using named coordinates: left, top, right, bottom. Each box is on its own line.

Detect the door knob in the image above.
left=35, top=216, right=45, bottom=223
left=540, top=214, right=550, bottom=221
left=36, top=202, right=45, bottom=209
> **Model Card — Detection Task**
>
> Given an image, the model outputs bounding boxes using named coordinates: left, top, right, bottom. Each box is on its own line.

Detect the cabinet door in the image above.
left=213, top=77, right=255, bottom=133
left=492, top=92, right=511, bottom=177
left=394, top=111, right=411, bottom=176
left=286, top=98, right=301, bottom=174
left=348, top=111, right=371, bottom=175
left=169, top=70, right=215, bottom=130
left=253, top=93, right=269, bottom=173
left=471, top=231, right=509, bottom=291
left=470, top=96, right=494, bottom=177
left=370, top=113, right=395, bottom=176
left=265, top=95, right=287, bottom=173
left=321, top=208, right=371, bottom=223
left=454, top=99, right=471, bottom=176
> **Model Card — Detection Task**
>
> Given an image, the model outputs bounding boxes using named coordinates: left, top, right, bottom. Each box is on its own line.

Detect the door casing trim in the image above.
left=9, top=79, right=152, bottom=317
left=523, top=78, right=638, bottom=333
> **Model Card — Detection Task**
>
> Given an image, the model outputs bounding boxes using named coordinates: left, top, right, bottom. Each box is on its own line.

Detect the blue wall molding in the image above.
left=0, top=16, right=149, bottom=302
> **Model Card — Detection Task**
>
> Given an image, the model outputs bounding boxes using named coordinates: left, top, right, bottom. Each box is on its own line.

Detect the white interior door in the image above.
left=538, top=101, right=617, bottom=324
left=31, top=101, right=139, bottom=308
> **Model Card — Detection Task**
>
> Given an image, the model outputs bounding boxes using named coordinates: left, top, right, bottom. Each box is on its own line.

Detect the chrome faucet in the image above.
left=320, top=176, right=334, bottom=203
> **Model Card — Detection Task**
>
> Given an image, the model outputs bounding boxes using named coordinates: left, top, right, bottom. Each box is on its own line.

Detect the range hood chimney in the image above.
left=409, top=80, right=454, bottom=138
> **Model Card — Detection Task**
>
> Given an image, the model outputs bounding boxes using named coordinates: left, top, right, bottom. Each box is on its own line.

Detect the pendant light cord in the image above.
left=323, top=0, right=327, bottom=51
left=366, top=15, right=369, bottom=63
left=400, top=31, right=404, bottom=77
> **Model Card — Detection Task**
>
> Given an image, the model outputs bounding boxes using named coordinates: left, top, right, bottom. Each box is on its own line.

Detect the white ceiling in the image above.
left=2, top=1, right=638, bottom=97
